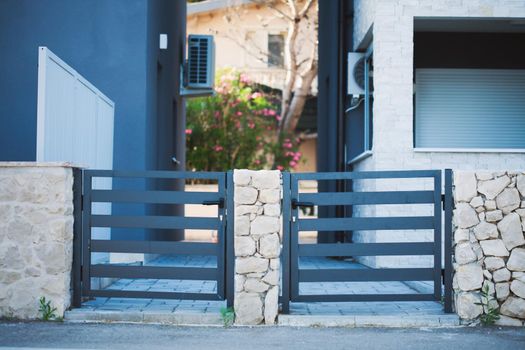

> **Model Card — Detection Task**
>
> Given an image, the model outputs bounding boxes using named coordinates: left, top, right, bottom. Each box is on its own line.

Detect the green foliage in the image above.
left=38, top=296, right=57, bottom=321
left=475, top=284, right=500, bottom=326
left=186, top=69, right=302, bottom=172
left=220, top=306, right=235, bottom=327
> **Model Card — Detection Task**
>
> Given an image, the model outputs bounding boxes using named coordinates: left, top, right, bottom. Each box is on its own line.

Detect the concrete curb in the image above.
left=277, top=314, right=461, bottom=328
left=65, top=310, right=223, bottom=326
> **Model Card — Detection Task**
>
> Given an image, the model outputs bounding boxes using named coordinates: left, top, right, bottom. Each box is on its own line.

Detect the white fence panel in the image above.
left=36, top=47, right=114, bottom=265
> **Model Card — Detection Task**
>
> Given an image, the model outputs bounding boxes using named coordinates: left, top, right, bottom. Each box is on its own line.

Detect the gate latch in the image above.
left=203, top=198, right=225, bottom=208
left=291, top=199, right=314, bottom=210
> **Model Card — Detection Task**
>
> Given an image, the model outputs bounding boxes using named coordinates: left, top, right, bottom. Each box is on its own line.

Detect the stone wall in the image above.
left=233, top=170, right=281, bottom=325
left=453, top=171, right=525, bottom=326
left=0, top=163, right=75, bottom=319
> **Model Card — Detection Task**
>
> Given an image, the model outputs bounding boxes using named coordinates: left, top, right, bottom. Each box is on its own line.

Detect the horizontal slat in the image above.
left=298, top=242, right=435, bottom=257
left=297, top=216, right=435, bottom=231
left=299, top=191, right=435, bottom=206
left=90, top=265, right=218, bottom=280
left=90, top=240, right=219, bottom=255
left=86, top=289, right=222, bottom=301
left=299, top=268, right=435, bottom=282
left=91, top=190, right=221, bottom=204
left=291, top=170, right=440, bottom=181
left=84, top=169, right=225, bottom=180
left=91, top=215, right=220, bottom=230
left=292, top=293, right=436, bottom=302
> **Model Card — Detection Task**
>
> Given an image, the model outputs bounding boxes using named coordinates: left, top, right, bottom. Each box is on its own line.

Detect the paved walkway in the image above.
left=76, top=255, right=441, bottom=318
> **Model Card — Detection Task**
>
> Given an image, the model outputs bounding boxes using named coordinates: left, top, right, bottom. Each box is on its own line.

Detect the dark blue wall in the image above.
left=0, top=0, right=186, bottom=173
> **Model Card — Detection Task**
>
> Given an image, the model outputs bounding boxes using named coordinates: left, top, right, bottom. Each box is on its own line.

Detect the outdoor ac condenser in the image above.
left=347, top=52, right=365, bottom=96
left=185, top=34, right=215, bottom=90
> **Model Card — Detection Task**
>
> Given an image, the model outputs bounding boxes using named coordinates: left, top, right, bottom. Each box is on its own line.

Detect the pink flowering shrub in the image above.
left=186, top=69, right=301, bottom=171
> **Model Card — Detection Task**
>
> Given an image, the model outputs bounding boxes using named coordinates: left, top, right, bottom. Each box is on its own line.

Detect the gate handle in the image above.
left=203, top=198, right=225, bottom=208
left=291, top=199, right=314, bottom=209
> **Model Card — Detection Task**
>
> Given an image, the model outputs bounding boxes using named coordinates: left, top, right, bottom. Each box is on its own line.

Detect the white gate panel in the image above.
left=37, top=47, right=115, bottom=266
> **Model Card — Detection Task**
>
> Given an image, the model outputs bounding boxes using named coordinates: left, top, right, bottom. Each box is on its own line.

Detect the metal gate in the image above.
left=72, top=170, right=234, bottom=306
left=281, top=170, right=453, bottom=313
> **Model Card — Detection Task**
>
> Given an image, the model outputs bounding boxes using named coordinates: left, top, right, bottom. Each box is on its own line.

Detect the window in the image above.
left=413, top=29, right=525, bottom=150
left=415, top=69, right=525, bottom=149
left=268, top=34, right=284, bottom=68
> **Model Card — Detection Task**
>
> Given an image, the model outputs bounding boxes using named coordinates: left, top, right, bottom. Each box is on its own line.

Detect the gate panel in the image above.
left=80, top=170, right=229, bottom=302
left=284, top=170, right=452, bottom=311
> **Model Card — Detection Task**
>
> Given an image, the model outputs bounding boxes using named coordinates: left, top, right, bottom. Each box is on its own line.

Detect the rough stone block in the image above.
left=236, top=257, right=269, bottom=274
left=258, top=189, right=280, bottom=204
left=244, top=278, right=270, bottom=293
left=507, top=248, right=525, bottom=272
left=263, top=203, right=280, bottom=217
left=235, top=236, right=256, bottom=257
left=496, top=188, right=521, bottom=214
left=251, top=170, right=280, bottom=189
left=478, top=175, right=511, bottom=200
left=234, top=215, right=250, bottom=236
left=500, top=297, right=525, bottom=319
left=234, top=186, right=258, bottom=205
left=479, top=239, right=509, bottom=257
left=454, top=172, right=477, bottom=202
left=510, top=280, right=525, bottom=299
left=493, top=268, right=511, bottom=283
left=455, top=292, right=482, bottom=320
left=497, top=213, right=525, bottom=250
left=456, top=263, right=483, bottom=291
left=455, top=243, right=477, bottom=265
left=486, top=210, right=503, bottom=223
left=484, top=257, right=505, bottom=271
left=259, top=233, right=281, bottom=258
left=234, top=170, right=252, bottom=186
left=234, top=292, right=263, bottom=325
left=264, top=286, right=279, bottom=325
left=454, top=203, right=480, bottom=229
left=250, top=216, right=280, bottom=237
left=495, top=282, right=510, bottom=300
left=473, top=221, right=498, bottom=240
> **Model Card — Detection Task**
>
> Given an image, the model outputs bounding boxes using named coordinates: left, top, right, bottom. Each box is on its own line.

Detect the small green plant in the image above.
left=38, top=296, right=57, bottom=321
left=220, top=306, right=235, bottom=327
left=475, top=284, right=500, bottom=326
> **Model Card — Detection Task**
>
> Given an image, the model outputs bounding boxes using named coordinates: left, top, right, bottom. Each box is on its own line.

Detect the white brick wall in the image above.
left=351, top=0, right=525, bottom=268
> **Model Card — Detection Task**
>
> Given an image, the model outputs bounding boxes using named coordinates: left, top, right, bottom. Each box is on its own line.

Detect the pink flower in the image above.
left=214, top=111, right=221, bottom=118
left=213, top=145, right=224, bottom=152
left=277, top=165, right=284, bottom=171
left=289, top=161, right=297, bottom=168
left=268, top=109, right=276, bottom=116
left=283, top=142, right=292, bottom=149
left=185, top=129, right=192, bottom=135
left=254, top=159, right=261, bottom=165
left=275, top=115, right=282, bottom=121
left=248, top=121, right=255, bottom=129
left=236, top=111, right=243, bottom=116
left=239, top=73, right=251, bottom=84
left=251, top=92, right=262, bottom=99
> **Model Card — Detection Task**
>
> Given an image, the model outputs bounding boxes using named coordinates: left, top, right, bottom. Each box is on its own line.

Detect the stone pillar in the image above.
left=233, top=170, right=281, bottom=325
left=0, top=162, right=76, bottom=319
left=453, top=171, right=525, bottom=326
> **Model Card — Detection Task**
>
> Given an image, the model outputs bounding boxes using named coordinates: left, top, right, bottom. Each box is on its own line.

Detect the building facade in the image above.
left=330, top=0, right=525, bottom=267
left=0, top=0, right=187, bottom=173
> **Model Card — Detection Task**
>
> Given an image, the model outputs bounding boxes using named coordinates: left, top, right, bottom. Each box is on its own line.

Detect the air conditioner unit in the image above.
left=347, top=52, right=365, bottom=96
left=182, top=35, right=215, bottom=96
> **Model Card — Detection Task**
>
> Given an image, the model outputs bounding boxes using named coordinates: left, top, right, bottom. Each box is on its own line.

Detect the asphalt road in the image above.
left=0, top=322, right=524, bottom=350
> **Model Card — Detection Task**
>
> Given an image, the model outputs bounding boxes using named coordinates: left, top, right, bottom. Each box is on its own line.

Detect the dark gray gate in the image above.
left=281, top=170, right=453, bottom=313
left=72, top=170, right=234, bottom=306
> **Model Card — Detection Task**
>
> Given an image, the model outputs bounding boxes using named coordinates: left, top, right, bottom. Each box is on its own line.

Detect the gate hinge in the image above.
left=441, top=194, right=445, bottom=210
